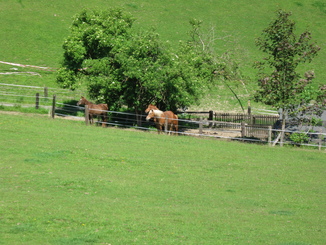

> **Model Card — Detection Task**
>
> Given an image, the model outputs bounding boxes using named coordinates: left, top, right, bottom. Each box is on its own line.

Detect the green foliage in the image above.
left=57, top=9, right=222, bottom=112
left=316, top=84, right=326, bottom=106
left=311, top=116, right=322, bottom=126
left=290, top=132, right=310, bottom=144
left=56, top=68, right=79, bottom=89
left=64, top=8, right=134, bottom=69
left=254, top=10, right=320, bottom=111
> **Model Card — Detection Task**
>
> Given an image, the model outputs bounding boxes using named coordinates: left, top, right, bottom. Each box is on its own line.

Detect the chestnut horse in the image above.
left=77, top=96, right=108, bottom=127
left=146, top=109, right=178, bottom=135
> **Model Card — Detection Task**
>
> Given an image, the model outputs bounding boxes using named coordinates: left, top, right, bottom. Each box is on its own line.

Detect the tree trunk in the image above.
left=135, top=113, right=142, bottom=127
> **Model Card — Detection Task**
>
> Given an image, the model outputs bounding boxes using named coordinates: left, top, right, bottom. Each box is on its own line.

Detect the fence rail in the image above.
left=0, top=83, right=86, bottom=103
left=213, top=112, right=279, bottom=126
left=50, top=100, right=325, bottom=149
left=1, top=92, right=325, bottom=149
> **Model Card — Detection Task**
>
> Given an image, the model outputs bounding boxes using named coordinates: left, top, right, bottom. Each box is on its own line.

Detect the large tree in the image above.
left=56, top=8, right=134, bottom=90
left=254, top=10, right=320, bottom=145
left=57, top=9, right=220, bottom=115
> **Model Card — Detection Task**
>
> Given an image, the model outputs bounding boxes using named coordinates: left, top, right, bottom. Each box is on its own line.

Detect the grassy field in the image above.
left=0, top=112, right=325, bottom=244
left=0, top=0, right=325, bottom=112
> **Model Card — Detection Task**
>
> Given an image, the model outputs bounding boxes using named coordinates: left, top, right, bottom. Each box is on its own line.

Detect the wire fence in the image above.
left=1, top=87, right=325, bottom=149
left=0, top=83, right=85, bottom=106
left=54, top=102, right=326, bottom=149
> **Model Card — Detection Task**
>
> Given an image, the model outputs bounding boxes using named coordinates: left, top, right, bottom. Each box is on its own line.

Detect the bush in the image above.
left=290, top=132, right=310, bottom=145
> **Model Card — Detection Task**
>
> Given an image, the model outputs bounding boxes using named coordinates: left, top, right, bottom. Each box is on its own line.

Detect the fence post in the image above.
left=318, top=129, right=322, bottom=151
left=85, top=105, right=89, bottom=126
left=209, top=111, right=213, bottom=120
left=51, top=95, right=56, bottom=119
left=199, top=117, right=203, bottom=135
left=268, top=126, right=272, bottom=146
left=209, top=110, right=213, bottom=128
left=241, top=121, right=246, bottom=138
left=165, top=114, right=168, bottom=134
left=35, top=93, right=39, bottom=109
left=248, top=100, right=252, bottom=123
left=44, top=87, right=48, bottom=98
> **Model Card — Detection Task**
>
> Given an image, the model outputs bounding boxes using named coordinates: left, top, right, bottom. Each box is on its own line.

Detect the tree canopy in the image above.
left=57, top=8, right=222, bottom=112
left=254, top=10, right=320, bottom=112
left=254, top=9, right=322, bottom=145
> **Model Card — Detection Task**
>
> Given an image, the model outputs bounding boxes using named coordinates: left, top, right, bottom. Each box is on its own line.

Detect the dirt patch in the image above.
left=183, top=128, right=241, bottom=139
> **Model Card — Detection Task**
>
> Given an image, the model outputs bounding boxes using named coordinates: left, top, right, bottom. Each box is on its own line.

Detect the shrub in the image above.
left=290, top=132, right=310, bottom=145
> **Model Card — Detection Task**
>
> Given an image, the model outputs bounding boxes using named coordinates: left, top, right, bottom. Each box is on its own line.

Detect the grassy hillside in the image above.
left=0, top=0, right=325, bottom=110
left=1, top=112, right=325, bottom=244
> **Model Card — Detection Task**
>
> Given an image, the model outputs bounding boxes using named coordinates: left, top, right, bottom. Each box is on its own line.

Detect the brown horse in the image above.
left=146, top=109, right=178, bottom=135
left=77, top=96, right=108, bottom=127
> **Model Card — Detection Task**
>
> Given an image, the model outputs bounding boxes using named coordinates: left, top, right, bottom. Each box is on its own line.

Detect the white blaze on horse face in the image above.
left=146, top=110, right=154, bottom=121
left=77, top=98, right=84, bottom=106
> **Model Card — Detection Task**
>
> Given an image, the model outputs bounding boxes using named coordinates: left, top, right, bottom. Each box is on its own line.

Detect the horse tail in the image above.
left=173, top=113, right=178, bottom=132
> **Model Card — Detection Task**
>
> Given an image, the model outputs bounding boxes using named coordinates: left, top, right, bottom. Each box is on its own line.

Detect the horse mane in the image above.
left=145, top=104, right=159, bottom=113
left=82, top=97, right=93, bottom=105
left=152, top=109, right=164, bottom=117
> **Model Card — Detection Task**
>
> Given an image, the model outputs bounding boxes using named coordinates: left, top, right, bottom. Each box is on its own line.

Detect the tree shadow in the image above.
left=55, top=100, right=81, bottom=116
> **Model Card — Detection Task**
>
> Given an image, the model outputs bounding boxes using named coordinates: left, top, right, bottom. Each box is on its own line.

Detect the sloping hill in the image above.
left=0, top=0, right=325, bottom=110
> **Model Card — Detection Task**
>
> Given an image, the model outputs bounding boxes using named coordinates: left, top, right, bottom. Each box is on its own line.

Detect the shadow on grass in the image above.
left=55, top=100, right=81, bottom=117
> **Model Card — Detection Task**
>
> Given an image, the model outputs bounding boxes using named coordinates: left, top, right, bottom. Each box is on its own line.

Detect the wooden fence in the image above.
left=0, top=83, right=85, bottom=106
left=3, top=93, right=322, bottom=147
left=214, top=112, right=279, bottom=126
left=178, top=110, right=279, bottom=129
left=241, top=122, right=272, bottom=142
left=175, top=109, right=279, bottom=142
left=51, top=103, right=278, bottom=141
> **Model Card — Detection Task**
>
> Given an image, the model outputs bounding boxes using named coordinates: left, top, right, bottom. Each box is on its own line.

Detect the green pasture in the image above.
left=0, top=113, right=325, bottom=244
left=0, top=0, right=325, bottom=112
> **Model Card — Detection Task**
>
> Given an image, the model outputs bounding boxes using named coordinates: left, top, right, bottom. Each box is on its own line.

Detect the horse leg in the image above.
left=175, top=123, right=179, bottom=135
left=101, top=113, right=107, bottom=127
left=157, top=124, right=163, bottom=134
left=155, top=122, right=160, bottom=134
left=96, top=115, right=98, bottom=125
left=173, top=116, right=178, bottom=135
left=167, top=123, right=171, bottom=135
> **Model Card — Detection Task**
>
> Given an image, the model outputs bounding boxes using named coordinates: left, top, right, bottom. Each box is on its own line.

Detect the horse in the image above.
left=146, top=109, right=178, bottom=135
left=77, top=96, right=108, bottom=127
left=145, top=104, right=159, bottom=113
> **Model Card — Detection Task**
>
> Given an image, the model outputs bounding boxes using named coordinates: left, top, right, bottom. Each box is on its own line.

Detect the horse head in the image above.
left=146, top=109, right=165, bottom=121
left=77, top=96, right=86, bottom=106
left=146, top=109, right=155, bottom=121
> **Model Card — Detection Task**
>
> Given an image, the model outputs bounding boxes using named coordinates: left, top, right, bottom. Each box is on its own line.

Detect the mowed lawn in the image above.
left=0, top=113, right=325, bottom=244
